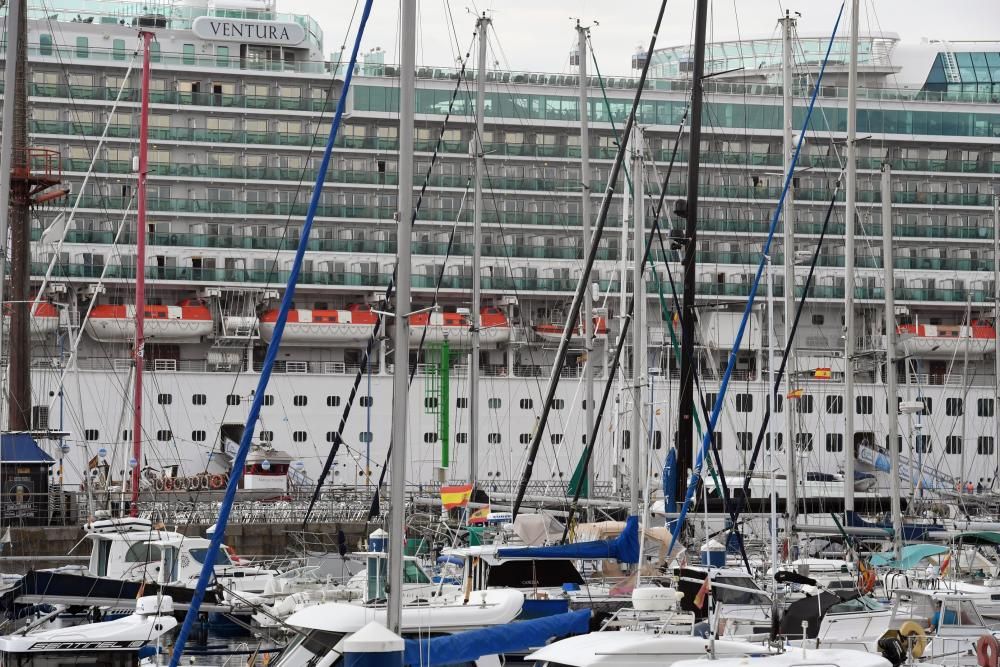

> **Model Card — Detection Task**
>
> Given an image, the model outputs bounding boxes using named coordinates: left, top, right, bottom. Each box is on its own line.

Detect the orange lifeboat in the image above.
left=897, top=322, right=996, bottom=357
left=260, top=303, right=377, bottom=345
left=534, top=317, right=608, bottom=343
left=86, top=300, right=213, bottom=343
left=3, top=300, right=60, bottom=338
left=409, top=307, right=510, bottom=347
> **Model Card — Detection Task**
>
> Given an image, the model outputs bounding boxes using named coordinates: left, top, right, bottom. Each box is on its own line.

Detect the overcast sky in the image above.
left=281, top=0, right=1000, bottom=74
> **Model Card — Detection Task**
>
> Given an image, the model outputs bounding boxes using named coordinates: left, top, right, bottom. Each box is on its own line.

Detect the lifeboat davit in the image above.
left=896, top=322, right=996, bottom=357
left=534, top=317, right=608, bottom=343
left=3, top=300, right=60, bottom=338
left=260, top=304, right=377, bottom=345
left=86, top=300, right=213, bottom=343
left=409, top=307, right=510, bottom=347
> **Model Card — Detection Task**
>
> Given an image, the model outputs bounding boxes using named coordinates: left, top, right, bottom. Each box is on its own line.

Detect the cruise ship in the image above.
left=5, top=0, right=1000, bottom=500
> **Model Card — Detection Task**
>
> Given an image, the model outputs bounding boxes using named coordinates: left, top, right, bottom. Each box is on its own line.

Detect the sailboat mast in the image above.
left=5, top=0, right=31, bottom=432
left=577, top=22, right=596, bottom=516
left=470, top=14, right=489, bottom=486
left=388, top=0, right=417, bottom=635
left=675, top=0, right=709, bottom=505
left=881, top=163, right=902, bottom=562
left=844, top=0, right=860, bottom=513
left=779, top=10, right=799, bottom=542
left=630, top=126, right=646, bottom=517
left=0, top=0, right=21, bottom=431
left=131, top=31, right=154, bottom=515
left=994, top=194, right=1000, bottom=486
left=961, top=294, right=971, bottom=490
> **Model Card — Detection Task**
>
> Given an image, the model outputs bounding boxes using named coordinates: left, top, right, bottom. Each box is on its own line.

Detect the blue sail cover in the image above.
left=662, top=448, right=677, bottom=514
left=845, top=511, right=943, bottom=542
left=497, top=515, right=639, bottom=564
left=403, top=610, right=590, bottom=667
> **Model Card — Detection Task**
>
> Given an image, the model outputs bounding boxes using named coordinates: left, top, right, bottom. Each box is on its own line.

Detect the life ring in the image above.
left=210, top=475, right=225, bottom=490
left=900, top=621, right=927, bottom=658
left=858, top=567, right=877, bottom=594
left=977, top=634, right=1000, bottom=667
left=163, top=477, right=174, bottom=491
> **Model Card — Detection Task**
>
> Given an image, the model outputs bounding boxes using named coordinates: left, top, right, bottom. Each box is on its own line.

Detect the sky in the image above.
left=280, top=0, right=1000, bottom=75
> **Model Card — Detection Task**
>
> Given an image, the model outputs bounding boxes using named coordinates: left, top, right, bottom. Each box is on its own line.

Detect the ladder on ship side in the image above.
left=424, top=341, right=451, bottom=478
left=939, top=41, right=962, bottom=84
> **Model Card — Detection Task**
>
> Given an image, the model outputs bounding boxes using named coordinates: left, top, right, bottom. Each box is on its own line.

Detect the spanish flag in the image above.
left=694, top=576, right=711, bottom=609
left=441, top=484, right=474, bottom=510
left=814, top=367, right=832, bottom=380
left=786, top=388, right=804, bottom=399
left=468, top=506, right=490, bottom=525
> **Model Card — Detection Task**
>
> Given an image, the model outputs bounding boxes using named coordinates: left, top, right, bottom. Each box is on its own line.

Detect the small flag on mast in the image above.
left=786, top=388, right=804, bottom=399
left=814, top=367, right=832, bottom=380
left=694, top=576, right=711, bottom=609
left=440, top=484, right=474, bottom=509
left=468, top=507, right=490, bottom=525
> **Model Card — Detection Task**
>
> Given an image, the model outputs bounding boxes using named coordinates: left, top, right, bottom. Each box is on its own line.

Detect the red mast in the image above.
left=131, top=31, right=153, bottom=516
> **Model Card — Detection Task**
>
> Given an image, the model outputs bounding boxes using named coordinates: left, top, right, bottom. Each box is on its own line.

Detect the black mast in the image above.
left=675, top=0, right=710, bottom=505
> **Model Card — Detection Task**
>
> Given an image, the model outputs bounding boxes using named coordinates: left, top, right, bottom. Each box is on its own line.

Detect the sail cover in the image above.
left=403, top=610, right=590, bottom=666
left=870, top=544, right=948, bottom=569
left=497, top=515, right=639, bottom=563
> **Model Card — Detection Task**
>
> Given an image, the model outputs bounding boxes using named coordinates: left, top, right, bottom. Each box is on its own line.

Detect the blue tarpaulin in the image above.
left=403, top=610, right=590, bottom=667
left=0, top=434, right=53, bottom=464
left=496, top=515, right=639, bottom=564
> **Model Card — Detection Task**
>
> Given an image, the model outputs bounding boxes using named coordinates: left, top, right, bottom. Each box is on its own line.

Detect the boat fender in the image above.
left=877, top=630, right=907, bottom=667
left=210, top=475, right=225, bottom=490
left=900, top=621, right=927, bottom=658
left=977, top=634, right=1000, bottom=667
left=163, top=477, right=174, bottom=491
left=198, top=475, right=209, bottom=491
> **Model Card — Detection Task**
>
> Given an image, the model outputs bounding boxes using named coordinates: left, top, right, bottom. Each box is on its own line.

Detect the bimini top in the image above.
left=528, top=632, right=770, bottom=667
left=0, top=434, right=54, bottom=464
left=671, top=648, right=891, bottom=667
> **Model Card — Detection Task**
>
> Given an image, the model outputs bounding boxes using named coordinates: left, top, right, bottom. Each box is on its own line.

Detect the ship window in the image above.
left=226, top=394, right=241, bottom=406
left=327, top=395, right=341, bottom=407
left=456, top=398, right=468, bottom=408
left=263, top=394, right=275, bottom=406
left=182, top=43, right=195, bottom=65
left=158, top=393, right=172, bottom=405
left=113, top=38, right=127, bottom=60
left=31, top=405, right=49, bottom=430
left=737, top=432, right=754, bottom=451
left=919, top=397, right=933, bottom=414
left=122, top=430, right=131, bottom=441
left=811, top=314, right=824, bottom=325
left=424, top=397, right=438, bottom=409
left=519, top=398, right=533, bottom=409
left=767, top=433, right=783, bottom=451
left=293, top=395, right=308, bottom=407
left=795, top=395, right=814, bottom=414
left=825, top=433, right=844, bottom=452
left=192, top=430, right=206, bottom=442
left=488, top=433, right=501, bottom=444
left=916, top=435, right=932, bottom=453
left=423, top=432, right=438, bottom=443
left=711, top=432, right=722, bottom=451
left=85, top=429, right=99, bottom=441
left=622, top=430, right=631, bottom=450
left=75, top=36, right=89, bottom=59
left=978, top=398, right=995, bottom=417
left=653, top=432, right=663, bottom=450
left=552, top=399, right=565, bottom=409
left=946, top=397, right=963, bottom=416
left=216, top=45, right=230, bottom=68
left=550, top=434, right=563, bottom=445
left=156, top=430, right=172, bottom=441
left=39, top=34, right=53, bottom=56
left=704, top=393, right=718, bottom=409
left=456, top=433, right=467, bottom=444
left=359, top=431, right=373, bottom=443
left=192, top=394, right=207, bottom=405
left=488, top=398, right=502, bottom=409
left=359, top=396, right=373, bottom=407
left=260, top=431, right=274, bottom=442
left=978, top=437, right=995, bottom=455
left=826, top=396, right=843, bottom=414
left=856, top=395, right=874, bottom=414
left=326, top=432, right=337, bottom=443
left=124, top=542, right=161, bottom=563
left=292, top=431, right=307, bottom=443
left=735, top=393, right=753, bottom=412
left=767, top=394, right=783, bottom=413
left=946, top=435, right=963, bottom=455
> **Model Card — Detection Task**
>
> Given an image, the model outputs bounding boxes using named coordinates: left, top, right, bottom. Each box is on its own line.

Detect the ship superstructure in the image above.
left=6, top=0, right=1000, bottom=499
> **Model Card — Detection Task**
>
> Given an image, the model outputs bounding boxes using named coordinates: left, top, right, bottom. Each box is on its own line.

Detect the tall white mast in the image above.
left=994, top=195, right=1000, bottom=488
left=470, top=13, right=490, bottom=486
left=844, top=0, right=860, bottom=513
left=577, top=21, right=596, bottom=517
left=779, top=10, right=799, bottom=542
left=387, top=0, right=416, bottom=635
left=881, top=163, right=903, bottom=563
left=630, top=126, right=646, bottom=517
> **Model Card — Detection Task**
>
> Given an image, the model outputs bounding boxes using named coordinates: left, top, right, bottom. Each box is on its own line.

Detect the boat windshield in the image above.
left=190, top=547, right=233, bottom=566
left=829, top=595, right=884, bottom=614
left=712, top=576, right=769, bottom=605
left=271, top=630, right=346, bottom=667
